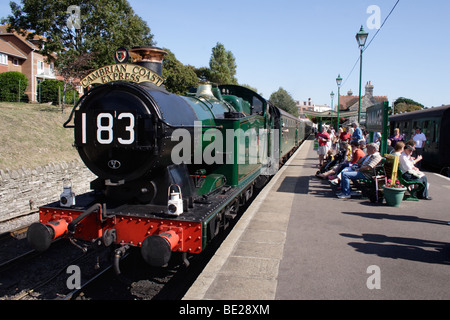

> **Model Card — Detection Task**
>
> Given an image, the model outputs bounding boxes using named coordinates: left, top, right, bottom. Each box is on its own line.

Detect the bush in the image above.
left=0, top=71, right=29, bottom=102
left=38, top=80, right=79, bottom=105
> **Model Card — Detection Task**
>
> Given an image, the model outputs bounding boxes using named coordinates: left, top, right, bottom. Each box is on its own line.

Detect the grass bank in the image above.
left=0, top=102, right=78, bottom=171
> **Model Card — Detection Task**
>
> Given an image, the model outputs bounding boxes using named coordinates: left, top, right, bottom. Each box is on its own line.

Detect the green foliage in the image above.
left=38, top=80, right=78, bottom=104
left=393, top=97, right=425, bottom=114
left=269, top=87, right=298, bottom=117
left=194, top=67, right=211, bottom=83
left=162, top=49, right=199, bottom=95
left=0, top=71, right=28, bottom=102
left=209, top=42, right=237, bottom=85
left=5, top=0, right=154, bottom=75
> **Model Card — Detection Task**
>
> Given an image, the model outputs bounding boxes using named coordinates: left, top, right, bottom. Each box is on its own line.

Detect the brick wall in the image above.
left=0, top=160, right=96, bottom=232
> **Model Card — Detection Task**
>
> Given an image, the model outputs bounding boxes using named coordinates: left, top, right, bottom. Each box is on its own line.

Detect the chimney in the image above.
left=365, top=81, right=374, bottom=98
left=130, top=47, right=167, bottom=77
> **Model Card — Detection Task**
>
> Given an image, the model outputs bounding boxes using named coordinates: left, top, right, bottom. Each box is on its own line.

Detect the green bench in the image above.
left=346, top=154, right=427, bottom=203
left=397, top=168, right=426, bottom=201
left=354, top=157, right=388, bottom=203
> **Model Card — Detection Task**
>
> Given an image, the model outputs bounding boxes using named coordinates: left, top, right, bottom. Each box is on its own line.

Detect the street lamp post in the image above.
left=330, top=91, right=335, bottom=128
left=356, top=25, right=368, bottom=125
left=336, top=74, right=342, bottom=130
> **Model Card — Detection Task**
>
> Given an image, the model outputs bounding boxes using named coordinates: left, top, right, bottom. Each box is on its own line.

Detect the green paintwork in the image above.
left=198, top=173, right=226, bottom=195
left=213, top=115, right=265, bottom=187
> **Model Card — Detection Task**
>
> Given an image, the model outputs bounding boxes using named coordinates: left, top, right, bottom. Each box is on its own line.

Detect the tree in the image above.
left=209, top=42, right=237, bottom=85
left=194, top=67, right=211, bottom=83
left=4, top=0, right=154, bottom=75
left=393, top=97, right=425, bottom=114
left=162, top=49, right=199, bottom=95
left=270, top=87, right=298, bottom=117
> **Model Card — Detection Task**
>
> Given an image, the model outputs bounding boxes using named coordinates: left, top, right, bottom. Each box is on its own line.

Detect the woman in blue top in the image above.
left=351, top=122, right=364, bottom=142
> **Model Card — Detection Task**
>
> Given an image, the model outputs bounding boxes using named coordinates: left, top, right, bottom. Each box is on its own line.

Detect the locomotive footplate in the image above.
left=36, top=180, right=250, bottom=256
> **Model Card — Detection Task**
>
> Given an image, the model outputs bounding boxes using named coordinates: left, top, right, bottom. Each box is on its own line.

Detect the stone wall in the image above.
left=0, top=160, right=96, bottom=232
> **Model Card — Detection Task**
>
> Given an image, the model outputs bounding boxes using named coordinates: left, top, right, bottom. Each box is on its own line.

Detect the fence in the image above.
left=0, top=78, right=28, bottom=103
left=0, top=78, right=80, bottom=105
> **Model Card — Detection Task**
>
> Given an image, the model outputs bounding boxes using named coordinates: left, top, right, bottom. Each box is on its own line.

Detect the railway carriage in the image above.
left=27, top=47, right=310, bottom=271
left=389, top=105, right=450, bottom=172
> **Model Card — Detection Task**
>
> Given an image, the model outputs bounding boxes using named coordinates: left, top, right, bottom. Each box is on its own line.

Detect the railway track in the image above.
left=0, top=225, right=210, bottom=300
left=0, top=183, right=259, bottom=300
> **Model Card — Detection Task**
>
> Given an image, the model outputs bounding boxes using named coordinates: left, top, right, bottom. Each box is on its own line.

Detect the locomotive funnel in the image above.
left=130, top=47, right=167, bottom=77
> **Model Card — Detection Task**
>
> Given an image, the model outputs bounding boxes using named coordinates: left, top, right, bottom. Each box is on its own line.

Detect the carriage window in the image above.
left=422, top=121, right=429, bottom=136
left=433, top=121, right=438, bottom=143
left=425, top=121, right=433, bottom=143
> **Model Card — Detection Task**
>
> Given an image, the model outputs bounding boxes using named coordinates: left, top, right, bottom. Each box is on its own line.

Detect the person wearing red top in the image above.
left=318, top=140, right=365, bottom=180
left=351, top=141, right=366, bottom=164
left=339, top=127, right=352, bottom=143
left=316, top=126, right=330, bottom=167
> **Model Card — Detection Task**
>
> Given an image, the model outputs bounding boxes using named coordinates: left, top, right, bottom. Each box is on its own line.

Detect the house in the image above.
left=297, top=98, right=331, bottom=118
left=336, top=89, right=359, bottom=111
left=0, top=24, right=60, bottom=102
left=346, top=81, right=388, bottom=124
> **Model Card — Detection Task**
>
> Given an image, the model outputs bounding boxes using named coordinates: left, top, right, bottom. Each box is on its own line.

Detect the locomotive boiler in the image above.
left=27, top=47, right=309, bottom=271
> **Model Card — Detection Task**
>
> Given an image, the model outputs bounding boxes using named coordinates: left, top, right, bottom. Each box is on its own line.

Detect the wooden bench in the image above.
left=353, top=157, right=388, bottom=203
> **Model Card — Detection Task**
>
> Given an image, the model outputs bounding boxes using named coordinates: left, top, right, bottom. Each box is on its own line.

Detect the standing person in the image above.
left=339, top=126, right=352, bottom=146
left=412, top=127, right=427, bottom=169
left=373, top=131, right=381, bottom=144
left=327, top=128, right=334, bottom=152
left=399, top=144, right=431, bottom=200
left=351, top=122, right=364, bottom=142
left=316, top=126, right=330, bottom=168
left=389, top=128, right=404, bottom=149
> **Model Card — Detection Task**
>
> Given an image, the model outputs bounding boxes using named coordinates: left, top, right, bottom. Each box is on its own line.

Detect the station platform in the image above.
left=183, top=138, right=450, bottom=300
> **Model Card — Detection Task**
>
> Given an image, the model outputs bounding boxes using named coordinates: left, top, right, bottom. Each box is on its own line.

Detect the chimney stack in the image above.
left=130, top=47, right=167, bottom=77
left=365, top=81, right=374, bottom=98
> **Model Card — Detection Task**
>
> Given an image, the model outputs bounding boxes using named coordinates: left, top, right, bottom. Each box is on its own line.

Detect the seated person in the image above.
left=390, top=141, right=405, bottom=156
left=398, top=144, right=431, bottom=200
left=337, top=143, right=382, bottom=199
left=318, top=141, right=364, bottom=180
left=405, top=139, right=423, bottom=167
left=319, top=149, right=334, bottom=171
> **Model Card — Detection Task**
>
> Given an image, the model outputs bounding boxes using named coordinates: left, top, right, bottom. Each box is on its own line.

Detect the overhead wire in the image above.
left=341, top=0, right=400, bottom=87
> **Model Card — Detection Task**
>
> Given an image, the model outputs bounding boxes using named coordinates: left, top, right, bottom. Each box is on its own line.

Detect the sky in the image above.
left=1, top=0, right=449, bottom=108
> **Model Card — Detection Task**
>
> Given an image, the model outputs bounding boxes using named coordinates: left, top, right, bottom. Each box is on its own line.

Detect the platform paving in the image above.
left=183, top=138, right=450, bottom=300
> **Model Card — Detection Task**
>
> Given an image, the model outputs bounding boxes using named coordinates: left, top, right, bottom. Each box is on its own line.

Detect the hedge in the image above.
left=0, top=71, right=29, bottom=102
left=37, top=80, right=79, bottom=104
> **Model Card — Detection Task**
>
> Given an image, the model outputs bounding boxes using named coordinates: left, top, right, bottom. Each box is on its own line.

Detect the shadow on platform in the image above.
left=341, top=232, right=450, bottom=266
left=342, top=211, right=450, bottom=226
